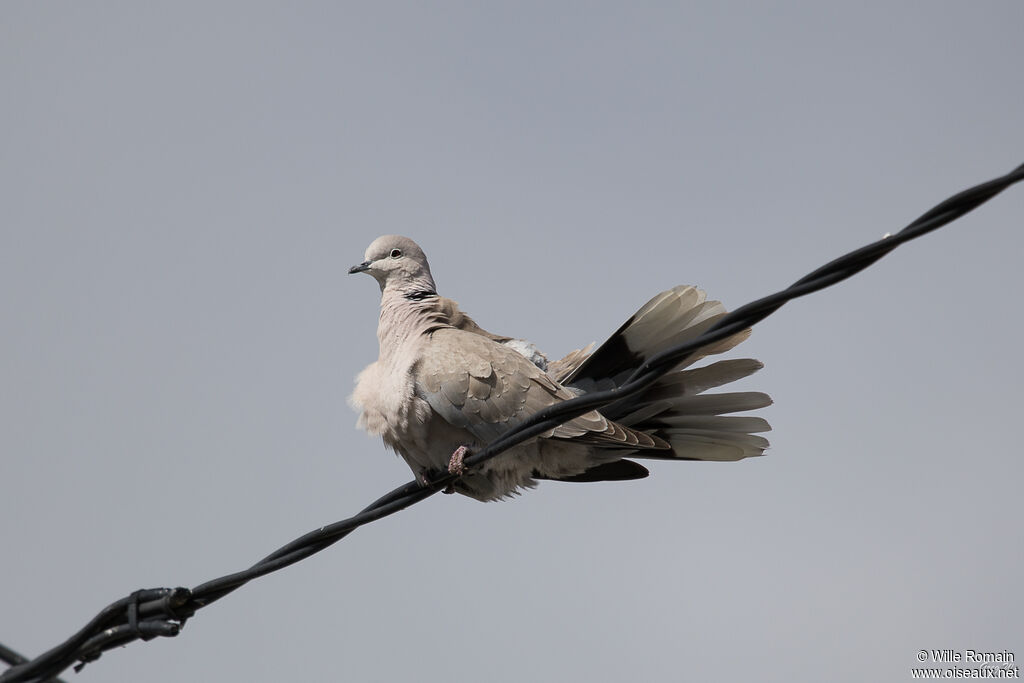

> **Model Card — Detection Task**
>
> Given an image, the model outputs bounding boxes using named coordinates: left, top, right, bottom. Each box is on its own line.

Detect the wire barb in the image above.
left=2, top=162, right=1022, bottom=683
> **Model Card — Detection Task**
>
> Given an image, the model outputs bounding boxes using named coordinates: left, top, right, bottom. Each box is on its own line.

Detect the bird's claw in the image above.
left=441, top=445, right=471, bottom=494
left=448, top=445, right=469, bottom=477
left=417, top=446, right=470, bottom=494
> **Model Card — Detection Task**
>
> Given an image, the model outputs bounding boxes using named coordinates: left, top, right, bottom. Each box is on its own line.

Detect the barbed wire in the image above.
left=3, top=162, right=1022, bottom=683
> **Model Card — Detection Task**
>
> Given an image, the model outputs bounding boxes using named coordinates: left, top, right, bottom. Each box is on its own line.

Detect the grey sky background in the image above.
left=2, top=3, right=1022, bottom=682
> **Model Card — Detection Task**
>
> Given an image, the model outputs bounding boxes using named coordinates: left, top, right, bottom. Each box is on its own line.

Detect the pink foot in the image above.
left=448, top=445, right=470, bottom=476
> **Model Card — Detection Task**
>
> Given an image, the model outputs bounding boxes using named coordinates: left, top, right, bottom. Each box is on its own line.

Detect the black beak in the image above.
left=348, top=261, right=371, bottom=274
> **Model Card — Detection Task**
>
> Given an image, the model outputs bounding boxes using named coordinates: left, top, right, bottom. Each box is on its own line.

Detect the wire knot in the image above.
left=72, top=588, right=193, bottom=673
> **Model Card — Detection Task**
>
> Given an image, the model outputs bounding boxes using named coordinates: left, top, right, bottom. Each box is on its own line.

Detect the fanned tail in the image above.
left=557, top=286, right=772, bottom=465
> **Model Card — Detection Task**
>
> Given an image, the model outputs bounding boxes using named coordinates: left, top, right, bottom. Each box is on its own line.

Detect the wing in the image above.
left=414, top=328, right=667, bottom=450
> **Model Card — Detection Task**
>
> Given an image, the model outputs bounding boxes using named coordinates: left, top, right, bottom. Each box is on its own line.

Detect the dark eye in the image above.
left=390, top=249, right=402, bottom=258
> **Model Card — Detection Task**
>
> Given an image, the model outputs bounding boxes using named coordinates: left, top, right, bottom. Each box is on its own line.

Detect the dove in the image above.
left=349, top=235, right=771, bottom=501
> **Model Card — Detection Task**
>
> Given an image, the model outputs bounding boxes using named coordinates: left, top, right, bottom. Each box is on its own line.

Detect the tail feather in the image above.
left=650, top=359, right=764, bottom=396
left=641, top=391, right=773, bottom=417
left=651, top=414, right=772, bottom=433
left=557, top=285, right=773, bottom=465
left=649, top=431, right=771, bottom=462
left=563, top=286, right=752, bottom=392
left=535, top=459, right=650, bottom=483
left=601, top=358, right=765, bottom=420
left=546, top=343, right=595, bottom=384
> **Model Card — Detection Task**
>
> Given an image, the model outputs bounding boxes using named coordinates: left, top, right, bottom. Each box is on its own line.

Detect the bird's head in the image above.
left=349, top=235, right=437, bottom=295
